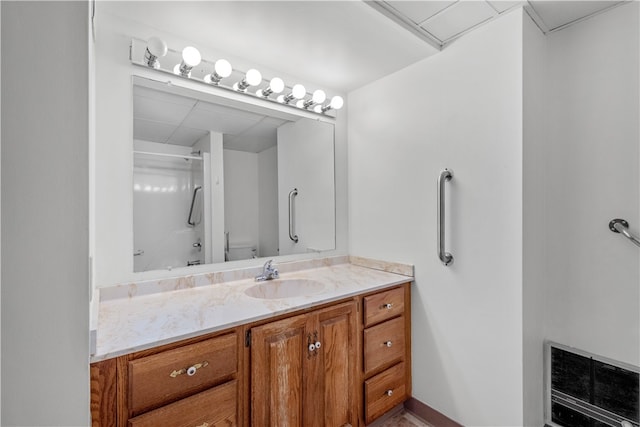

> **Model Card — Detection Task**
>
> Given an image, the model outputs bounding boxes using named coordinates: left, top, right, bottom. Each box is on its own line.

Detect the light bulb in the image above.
left=205, top=59, right=233, bottom=85
left=280, top=84, right=307, bottom=104
left=182, top=46, right=201, bottom=67
left=296, top=100, right=305, bottom=108
left=292, top=84, right=306, bottom=99
left=312, top=90, right=326, bottom=104
left=214, top=59, right=232, bottom=78
left=147, top=37, right=167, bottom=57
left=317, top=95, right=345, bottom=114
left=144, top=37, right=167, bottom=68
left=245, top=69, right=262, bottom=86
left=270, top=77, right=285, bottom=94
left=258, top=77, right=286, bottom=98
left=235, top=69, right=262, bottom=92
left=301, top=89, right=328, bottom=109
left=330, top=96, right=344, bottom=110
left=175, top=46, right=201, bottom=77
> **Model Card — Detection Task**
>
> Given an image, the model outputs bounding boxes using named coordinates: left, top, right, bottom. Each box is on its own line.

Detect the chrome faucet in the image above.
left=255, top=259, right=279, bottom=282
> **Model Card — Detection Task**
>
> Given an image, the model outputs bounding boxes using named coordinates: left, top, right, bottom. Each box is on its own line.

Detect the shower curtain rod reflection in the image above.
left=133, top=150, right=203, bottom=161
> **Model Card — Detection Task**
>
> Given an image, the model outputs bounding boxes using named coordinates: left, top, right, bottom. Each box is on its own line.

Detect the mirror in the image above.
left=132, top=78, right=336, bottom=272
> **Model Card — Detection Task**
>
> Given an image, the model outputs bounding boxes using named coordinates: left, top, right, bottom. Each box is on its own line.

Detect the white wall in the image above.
left=92, top=10, right=348, bottom=289
left=349, top=10, right=525, bottom=426
left=544, top=3, right=640, bottom=367
left=522, top=12, right=548, bottom=427
left=224, top=149, right=260, bottom=252
left=1, top=2, right=90, bottom=425
left=258, top=145, right=279, bottom=258
left=0, top=3, right=3, bottom=420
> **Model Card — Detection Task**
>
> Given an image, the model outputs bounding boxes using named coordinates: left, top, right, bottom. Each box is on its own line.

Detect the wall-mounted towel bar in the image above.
left=609, top=218, right=640, bottom=248
left=437, top=169, right=454, bottom=266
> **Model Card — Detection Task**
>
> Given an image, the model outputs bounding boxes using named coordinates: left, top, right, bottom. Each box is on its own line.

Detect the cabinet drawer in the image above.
left=363, top=287, right=405, bottom=327
left=364, top=362, right=406, bottom=424
left=129, top=333, right=237, bottom=415
left=363, top=316, right=405, bottom=375
left=128, top=380, right=237, bottom=427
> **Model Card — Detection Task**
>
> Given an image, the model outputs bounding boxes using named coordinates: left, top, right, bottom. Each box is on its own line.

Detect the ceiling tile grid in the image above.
left=374, top=0, right=628, bottom=48
left=419, top=1, right=497, bottom=42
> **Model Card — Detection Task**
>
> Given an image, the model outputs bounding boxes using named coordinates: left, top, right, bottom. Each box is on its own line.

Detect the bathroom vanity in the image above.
left=90, top=258, right=413, bottom=426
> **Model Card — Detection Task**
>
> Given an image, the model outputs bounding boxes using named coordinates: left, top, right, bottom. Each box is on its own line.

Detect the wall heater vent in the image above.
left=545, top=341, right=639, bottom=427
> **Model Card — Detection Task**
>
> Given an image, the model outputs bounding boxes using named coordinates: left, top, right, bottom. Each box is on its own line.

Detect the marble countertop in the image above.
left=93, top=258, right=413, bottom=362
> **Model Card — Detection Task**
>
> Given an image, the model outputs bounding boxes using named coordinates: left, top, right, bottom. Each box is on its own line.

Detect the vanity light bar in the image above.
left=131, top=37, right=344, bottom=116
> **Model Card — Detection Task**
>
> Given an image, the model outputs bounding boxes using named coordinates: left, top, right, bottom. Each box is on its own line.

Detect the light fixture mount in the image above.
left=130, top=37, right=343, bottom=117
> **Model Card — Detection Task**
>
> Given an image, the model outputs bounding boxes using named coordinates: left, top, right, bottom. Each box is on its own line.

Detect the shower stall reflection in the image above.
left=133, top=142, right=207, bottom=272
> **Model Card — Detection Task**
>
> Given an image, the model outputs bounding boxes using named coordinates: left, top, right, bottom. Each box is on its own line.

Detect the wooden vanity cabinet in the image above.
left=90, top=328, right=244, bottom=427
left=360, top=284, right=412, bottom=425
left=91, top=282, right=412, bottom=427
left=250, top=301, right=357, bottom=427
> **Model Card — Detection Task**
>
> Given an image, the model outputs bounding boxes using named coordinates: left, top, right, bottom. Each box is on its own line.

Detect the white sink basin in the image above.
left=244, top=279, right=325, bottom=299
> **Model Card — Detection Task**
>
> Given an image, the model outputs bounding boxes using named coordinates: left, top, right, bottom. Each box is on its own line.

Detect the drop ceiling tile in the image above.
left=134, top=95, right=194, bottom=126
left=133, top=118, right=177, bottom=144
left=420, top=1, right=497, bottom=42
left=386, top=1, right=457, bottom=24
left=167, top=127, right=209, bottom=147
left=182, top=104, right=262, bottom=135
left=224, top=135, right=277, bottom=154
left=133, top=86, right=196, bottom=107
left=486, top=0, right=524, bottom=13
left=528, top=1, right=622, bottom=30
left=195, top=100, right=265, bottom=122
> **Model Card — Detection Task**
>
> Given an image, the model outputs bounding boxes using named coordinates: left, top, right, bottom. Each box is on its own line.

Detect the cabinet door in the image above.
left=314, top=302, right=357, bottom=427
left=251, top=313, right=309, bottom=427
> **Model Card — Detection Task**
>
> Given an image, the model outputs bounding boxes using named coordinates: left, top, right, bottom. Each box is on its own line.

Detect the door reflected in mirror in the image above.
left=132, top=79, right=336, bottom=272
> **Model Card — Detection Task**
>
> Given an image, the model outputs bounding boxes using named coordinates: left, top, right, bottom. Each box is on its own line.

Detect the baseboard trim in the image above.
left=404, top=397, right=464, bottom=427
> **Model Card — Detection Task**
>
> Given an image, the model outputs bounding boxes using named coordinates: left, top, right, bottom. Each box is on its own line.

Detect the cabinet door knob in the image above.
left=315, top=341, right=322, bottom=349
left=383, top=303, right=393, bottom=310
left=385, top=389, right=393, bottom=397
left=309, top=343, right=316, bottom=352
left=384, top=341, right=393, bottom=347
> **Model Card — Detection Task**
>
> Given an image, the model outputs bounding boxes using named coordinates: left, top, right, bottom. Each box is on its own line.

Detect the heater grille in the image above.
left=545, top=342, right=639, bottom=427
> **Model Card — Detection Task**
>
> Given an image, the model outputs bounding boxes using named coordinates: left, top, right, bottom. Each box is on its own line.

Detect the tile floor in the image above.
left=378, top=410, right=433, bottom=427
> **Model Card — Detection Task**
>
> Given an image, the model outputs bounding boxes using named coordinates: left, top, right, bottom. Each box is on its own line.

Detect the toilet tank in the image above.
left=226, top=246, right=257, bottom=261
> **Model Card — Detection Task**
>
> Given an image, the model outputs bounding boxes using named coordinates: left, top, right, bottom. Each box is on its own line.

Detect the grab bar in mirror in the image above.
left=289, top=188, right=299, bottom=243
left=609, top=218, right=640, bottom=248
left=437, top=169, right=454, bottom=266
left=187, top=186, right=202, bottom=226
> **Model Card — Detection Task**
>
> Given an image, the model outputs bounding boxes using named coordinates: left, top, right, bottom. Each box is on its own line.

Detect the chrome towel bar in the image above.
left=437, top=169, right=454, bottom=266
left=609, top=218, right=640, bottom=248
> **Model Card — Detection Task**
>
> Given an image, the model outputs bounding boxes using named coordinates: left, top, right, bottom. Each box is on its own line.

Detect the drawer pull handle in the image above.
left=385, top=389, right=393, bottom=397
left=169, top=361, right=209, bottom=378
left=384, top=341, right=393, bottom=348
left=382, top=303, right=393, bottom=310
